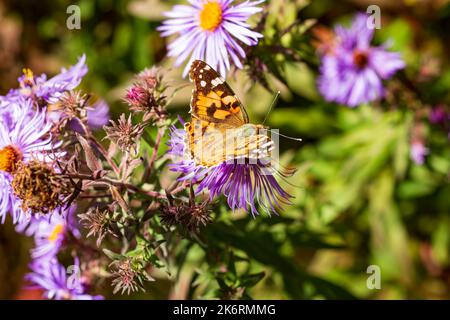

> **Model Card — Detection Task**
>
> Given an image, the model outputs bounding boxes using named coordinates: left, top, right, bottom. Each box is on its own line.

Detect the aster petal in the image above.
left=369, top=48, right=405, bottom=79
left=162, top=5, right=199, bottom=18
left=222, top=21, right=261, bottom=45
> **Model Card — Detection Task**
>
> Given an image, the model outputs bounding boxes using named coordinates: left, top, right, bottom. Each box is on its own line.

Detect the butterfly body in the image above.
left=187, top=60, right=274, bottom=168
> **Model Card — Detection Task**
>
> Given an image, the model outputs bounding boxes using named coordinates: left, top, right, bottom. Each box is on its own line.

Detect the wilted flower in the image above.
left=317, top=13, right=405, bottom=107
left=27, top=257, right=103, bottom=300
left=160, top=193, right=212, bottom=233
left=136, top=67, right=160, bottom=90
left=110, top=258, right=141, bottom=295
left=158, top=0, right=265, bottom=77
left=104, top=114, right=144, bottom=153
left=11, top=160, right=71, bottom=215
left=167, top=125, right=293, bottom=217
left=58, top=90, right=89, bottom=121
left=0, top=99, right=62, bottom=223
left=79, top=206, right=116, bottom=247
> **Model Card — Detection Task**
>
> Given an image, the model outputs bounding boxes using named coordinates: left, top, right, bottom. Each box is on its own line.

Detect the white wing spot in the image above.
left=211, top=77, right=224, bottom=87
left=200, top=80, right=207, bottom=87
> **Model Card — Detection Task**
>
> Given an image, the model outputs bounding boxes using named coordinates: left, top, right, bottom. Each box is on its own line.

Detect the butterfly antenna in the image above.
left=262, top=91, right=281, bottom=126
left=270, top=130, right=303, bottom=142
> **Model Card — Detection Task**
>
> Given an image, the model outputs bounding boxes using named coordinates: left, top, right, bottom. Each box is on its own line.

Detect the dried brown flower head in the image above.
left=11, top=160, right=71, bottom=214
left=104, top=114, right=144, bottom=153
left=136, top=67, right=159, bottom=89
left=59, top=90, right=89, bottom=121
left=79, top=206, right=116, bottom=247
left=160, top=197, right=212, bottom=234
left=110, top=258, right=140, bottom=295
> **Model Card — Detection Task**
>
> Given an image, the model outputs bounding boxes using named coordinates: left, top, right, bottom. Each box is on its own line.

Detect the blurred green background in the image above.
left=0, top=0, right=449, bottom=299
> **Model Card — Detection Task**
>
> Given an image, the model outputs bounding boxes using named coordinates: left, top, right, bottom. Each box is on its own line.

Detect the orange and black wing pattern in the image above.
left=188, top=60, right=248, bottom=128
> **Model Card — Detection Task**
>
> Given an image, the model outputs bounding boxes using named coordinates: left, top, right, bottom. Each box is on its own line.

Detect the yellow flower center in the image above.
left=21, top=68, right=35, bottom=87
left=0, top=146, right=22, bottom=173
left=48, top=223, right=65, bottom=242
left=199, top=1, right=223, bottom=31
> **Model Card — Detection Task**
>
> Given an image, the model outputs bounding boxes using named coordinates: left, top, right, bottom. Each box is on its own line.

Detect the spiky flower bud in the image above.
left=160, top=198, right=212, bottom=234
left=104, top=114, right=144, bottom=154
left=124, top=67, right=168, bottom=123
left=79, top=206, right=117, bottom=247
left=59, top=90, right=89, bottom=121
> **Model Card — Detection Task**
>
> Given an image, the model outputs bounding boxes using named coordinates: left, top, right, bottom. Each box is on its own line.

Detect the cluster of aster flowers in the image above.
left=0, top=56, right=108, bottom=299
left=2, top=1, right=438, bottom=299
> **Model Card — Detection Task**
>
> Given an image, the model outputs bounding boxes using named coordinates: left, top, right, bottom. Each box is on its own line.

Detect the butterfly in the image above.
left=185, top=60, right=274, bottom=167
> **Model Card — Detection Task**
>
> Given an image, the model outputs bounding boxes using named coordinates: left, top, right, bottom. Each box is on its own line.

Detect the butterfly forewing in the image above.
left=186, top=60, right=273, bottom=167
left=189, top=60, right=248, bottom=127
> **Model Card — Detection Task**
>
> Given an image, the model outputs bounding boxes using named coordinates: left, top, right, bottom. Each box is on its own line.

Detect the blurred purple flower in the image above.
left=158, top=0, right=264, bottom=77
left=429, top=105, right=448, bottom=124
left=0, top=99, right=62, bottom=224
left=87, top=99, right=110, bottom=130
left=7, top=55, right=87, bottom=104
left=168, top=125, right=292, bottom=217
left=410, top=141, right=428, bottom=165
left=318, top=13, right=405, bottom=107
left=27, top=257, right=103, bottom=300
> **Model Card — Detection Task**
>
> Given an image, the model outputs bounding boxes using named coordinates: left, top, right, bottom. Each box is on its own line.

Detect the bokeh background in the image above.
left=1, top=0, right=449, bottom=299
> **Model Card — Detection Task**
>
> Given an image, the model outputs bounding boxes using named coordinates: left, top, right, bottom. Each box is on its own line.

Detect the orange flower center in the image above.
left=0, top=145, right=22, bottom=173
left=199, top=1, right=223, bottom=31
left=48, top=223, right=65, bottom=242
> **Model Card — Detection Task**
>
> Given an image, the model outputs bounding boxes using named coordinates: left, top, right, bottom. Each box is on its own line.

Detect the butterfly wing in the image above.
left=185, top=119, right=273, bottom=167
left=189, top=60, right=248, bottom=128
left=186, top=60, right=272, bottom=167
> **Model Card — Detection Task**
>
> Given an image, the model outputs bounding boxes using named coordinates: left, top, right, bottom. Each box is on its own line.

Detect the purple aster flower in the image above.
left=7, top=55, right=87, bottom=104
left=317, top=13, right=405, bottom=107
left=167, top=125, right=292, bottom=217
left=30, top=209, right=76, bottom=263
left=158, top=0, right=264, bottom=77
left=27, top=257, right=103, bottom=300
left=0, top=98, right=62, bottom=223
left=410, top=140, right=428, bottom=165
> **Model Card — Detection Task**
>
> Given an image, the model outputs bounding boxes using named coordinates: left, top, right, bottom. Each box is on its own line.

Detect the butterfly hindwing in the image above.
left=185, top=118, right=273, bottom=167
left=189, top=60, right=248, bottom=127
